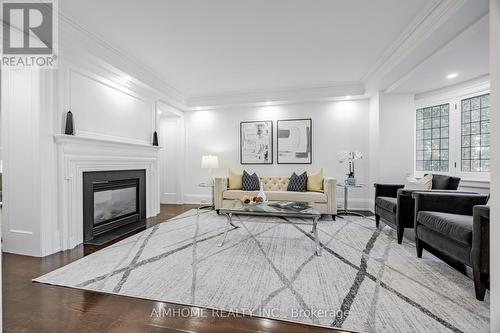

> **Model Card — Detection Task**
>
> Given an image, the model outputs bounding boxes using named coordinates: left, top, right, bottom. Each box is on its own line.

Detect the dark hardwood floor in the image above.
left=3, top=204, right=352, bottom=333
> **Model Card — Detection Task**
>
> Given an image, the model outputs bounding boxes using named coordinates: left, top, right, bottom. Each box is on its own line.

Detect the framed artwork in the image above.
left=277, top=118, right=312, bottom=164
left=240, top=121, right=273, bottom=164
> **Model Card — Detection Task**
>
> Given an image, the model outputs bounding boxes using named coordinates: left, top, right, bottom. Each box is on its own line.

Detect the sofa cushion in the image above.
left=242, top=171, right=260, bottom=191
left=375, top=196, right=397, bottom=213
left=287, top=172, right=307, bottom=192
left=307, top=169, right=323, bottom=192
left=223, top=190, right=327, bottom=203
left=228, top=169, right=242, bottom=190
left=417, top=211, right=473, bottom=246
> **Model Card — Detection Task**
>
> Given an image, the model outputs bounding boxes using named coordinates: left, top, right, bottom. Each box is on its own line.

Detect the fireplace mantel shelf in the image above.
left=53, top=134, right=162, bottom=149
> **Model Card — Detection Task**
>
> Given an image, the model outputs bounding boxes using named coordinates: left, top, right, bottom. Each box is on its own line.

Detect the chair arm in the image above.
left=398, top=188, right=479, bottom=198
left=412, top=192, right=489, bottom=216
left=374, top=183, right=404, bottom=198
left=472, top=205, right=490, bottom=273
left=324, top=177, right=337, bottom=214
left=213, top=177, right=227, bottom=210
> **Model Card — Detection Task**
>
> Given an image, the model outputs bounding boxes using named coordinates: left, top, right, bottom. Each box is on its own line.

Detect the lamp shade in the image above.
left=201, top=155, right=219, bottom=169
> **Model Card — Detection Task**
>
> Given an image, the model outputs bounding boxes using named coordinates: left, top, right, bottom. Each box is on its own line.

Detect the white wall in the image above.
left=489, top=0, right=499, bottom=330
left=378, top=93, right=415, bottom=183
left=183, top=100, right=371, bottom=208
left=1, top=70, right=53, bottom=256
left=368, top=93, right=380, bottom=208
left=67, top=68, right=154, bottom=144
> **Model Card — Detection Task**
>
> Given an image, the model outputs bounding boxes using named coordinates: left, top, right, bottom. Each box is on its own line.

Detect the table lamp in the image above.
left=201, top=155, right=219, bottom=183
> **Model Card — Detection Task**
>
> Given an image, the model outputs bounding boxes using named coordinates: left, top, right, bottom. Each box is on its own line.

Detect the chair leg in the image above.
left=397, top=226, right=404, bottom=244
left=332, top=215, right=336, bottom=221
left=216, top=209, right=220, bottom=215
left=473, top=270, right=488, bottom=301
left=416, top=238, right=423, bottom=258
left=375, top=215, right=380, bottom=228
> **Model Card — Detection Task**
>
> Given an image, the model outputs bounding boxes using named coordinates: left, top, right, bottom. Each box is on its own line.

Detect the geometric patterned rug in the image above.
left=34, top=210, right=490, bottom=332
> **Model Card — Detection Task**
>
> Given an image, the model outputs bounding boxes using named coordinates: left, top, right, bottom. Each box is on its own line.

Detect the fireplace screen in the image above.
left=83, top=169, right=146, bottom=242
left=94, top=186, right=137, bottom=224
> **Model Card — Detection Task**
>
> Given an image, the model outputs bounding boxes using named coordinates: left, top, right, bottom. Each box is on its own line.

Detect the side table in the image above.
left=197, top=182, right=215, bottom=213
left=336, top=183, right=366, bottom=218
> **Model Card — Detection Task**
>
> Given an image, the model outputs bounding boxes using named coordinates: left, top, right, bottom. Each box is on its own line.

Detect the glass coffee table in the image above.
left=218, top=200, right=322, bottom=255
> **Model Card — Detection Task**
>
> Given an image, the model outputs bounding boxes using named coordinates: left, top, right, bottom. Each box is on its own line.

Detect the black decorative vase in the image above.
left=152, top=131, right=159, bottom=146
left=64, top=111, right=75, bottom=135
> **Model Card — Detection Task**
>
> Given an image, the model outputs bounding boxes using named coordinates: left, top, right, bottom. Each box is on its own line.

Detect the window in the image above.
left=415, top=90, right=490, bottom=179
left=415, top=104, right=449, bottom=172
left=461, top=94, right=490, bottom=172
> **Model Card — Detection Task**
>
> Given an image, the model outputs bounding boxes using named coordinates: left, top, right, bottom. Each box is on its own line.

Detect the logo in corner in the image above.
left=1, top=0, right=58, bottom=69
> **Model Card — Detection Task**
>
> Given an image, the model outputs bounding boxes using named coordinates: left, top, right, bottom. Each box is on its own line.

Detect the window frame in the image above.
left=414, top=85, right=490, bottom=181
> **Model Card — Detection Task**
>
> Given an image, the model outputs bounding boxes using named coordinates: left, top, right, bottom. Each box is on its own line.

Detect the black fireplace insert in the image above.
left=83, top=170, right=146, bottom=243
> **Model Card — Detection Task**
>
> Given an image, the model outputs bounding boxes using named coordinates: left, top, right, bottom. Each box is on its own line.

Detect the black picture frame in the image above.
left=277, top=118, right=312, bottom=164
left=240, top=120, right=273, bottom=164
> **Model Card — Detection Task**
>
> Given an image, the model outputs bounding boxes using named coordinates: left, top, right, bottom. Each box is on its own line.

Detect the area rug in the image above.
left=34, top=210, right=490, bottom=332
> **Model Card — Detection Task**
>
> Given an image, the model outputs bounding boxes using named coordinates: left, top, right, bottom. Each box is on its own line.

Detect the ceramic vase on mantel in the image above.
left=64, top=111, right=75, bottom=135
left=152, top=131, right=159, bottom=146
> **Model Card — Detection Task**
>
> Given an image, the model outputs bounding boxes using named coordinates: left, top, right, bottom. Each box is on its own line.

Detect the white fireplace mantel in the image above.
left=53, top=134, right=161, bottom=252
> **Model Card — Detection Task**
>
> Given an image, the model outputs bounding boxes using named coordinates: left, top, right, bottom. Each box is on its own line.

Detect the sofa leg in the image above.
left=375, top=215, right=380, bottom=228
left=416, top=238, right=423, bottom=258
left=473, top=270, right=488, bottom=301
left=397, top=226, right=404, bottom=244
left=216, top=209, right=220, bottom=215
left=332, top=215, right=336, bottom=221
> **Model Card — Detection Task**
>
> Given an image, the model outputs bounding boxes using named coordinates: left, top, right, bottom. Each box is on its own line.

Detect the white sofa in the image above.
left=214, top=176, right=337, bottom=216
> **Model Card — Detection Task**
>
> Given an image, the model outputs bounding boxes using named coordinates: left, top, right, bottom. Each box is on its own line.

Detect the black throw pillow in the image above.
left=242, top=171, right=260, bottom=191
left=287, top=172, right=308, bottom=192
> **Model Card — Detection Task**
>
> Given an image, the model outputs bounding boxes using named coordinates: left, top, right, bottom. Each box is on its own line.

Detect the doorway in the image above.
left=158, top=104, right=184, bottom=204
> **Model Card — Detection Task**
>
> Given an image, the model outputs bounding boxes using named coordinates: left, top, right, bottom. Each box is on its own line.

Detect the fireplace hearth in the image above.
left=83, top=170, right=146, bottom=244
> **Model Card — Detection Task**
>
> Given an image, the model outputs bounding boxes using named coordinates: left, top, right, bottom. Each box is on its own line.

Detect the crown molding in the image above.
left=185, top=82, right=365, bottom=109
left=385, top=13, right=489, bottom=94
left=362, top=0, right=467, bottom=87
left=57, top=11, right=187, bottom=109
left=415, top=74, right=490, bottom=101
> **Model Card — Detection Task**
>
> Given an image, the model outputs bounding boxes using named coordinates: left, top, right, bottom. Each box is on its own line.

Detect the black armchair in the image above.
left=413, top=192, right=490, bottom=300
left=374, top=174, right=461, bottom=244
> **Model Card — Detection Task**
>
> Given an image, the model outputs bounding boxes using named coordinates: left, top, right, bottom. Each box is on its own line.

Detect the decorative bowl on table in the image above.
left=240, top=195, right=265, bottom=205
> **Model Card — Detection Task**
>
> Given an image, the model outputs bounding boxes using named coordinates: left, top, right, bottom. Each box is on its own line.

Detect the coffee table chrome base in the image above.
left=310, top=216, right=321, bottom=255
left=219, top=213, right=321, bottom=256
left=217, top=213, right=239, bottom=247
left=337, top=210, right=365, bottom=218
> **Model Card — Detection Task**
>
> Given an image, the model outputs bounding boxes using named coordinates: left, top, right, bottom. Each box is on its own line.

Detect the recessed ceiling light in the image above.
left=345, top=96, right=352, bottom=100
left=266, top=101, right=272, bottom=105
left=447, top=73, right=458, bottom=79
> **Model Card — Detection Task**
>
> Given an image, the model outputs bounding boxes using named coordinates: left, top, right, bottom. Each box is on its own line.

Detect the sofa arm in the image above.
left=324, top=177, right=337, bottom=214
left=472, top=205, right=490, bottom=274
left=374, top=183, right=404, bottom=198
left=413, top=192, right=489, bottom=216
left=214, top=177, right=227, bottom=210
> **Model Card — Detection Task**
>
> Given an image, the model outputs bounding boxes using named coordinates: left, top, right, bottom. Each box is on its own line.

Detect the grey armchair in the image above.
left=412, top=192, right=490, bottom=301
left=374, top=174, right=461, bottom=244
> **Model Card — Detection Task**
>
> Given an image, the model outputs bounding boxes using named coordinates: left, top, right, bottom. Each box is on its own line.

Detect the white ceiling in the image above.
left=60, top=0, right=431, bottom=95
left=59, top=0, right=489, bottom=105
